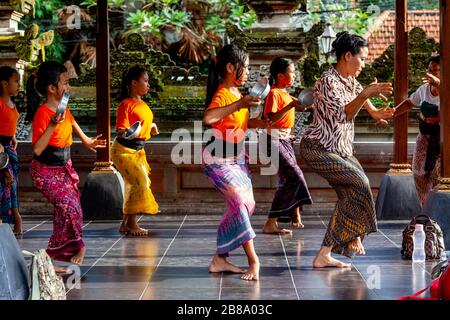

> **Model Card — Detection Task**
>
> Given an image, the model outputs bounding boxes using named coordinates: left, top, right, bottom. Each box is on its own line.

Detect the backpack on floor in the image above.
left=23, top=249, right=66, bottom=300
left=401, top=214, right=445, bottom=260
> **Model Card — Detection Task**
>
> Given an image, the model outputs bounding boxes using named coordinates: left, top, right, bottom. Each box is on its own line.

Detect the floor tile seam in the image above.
left=66, top=216, right=140, bottom=295
left=82, top=221, right=92, bottom=229
left=218, top=273, right=223, bottom=300
left=65, top=235, right=125, bottom=295
left=350, top=262, right=379, bottom=299
left=138, top=214, right=188, bottom=300
left=22, top=219, right=50, bottom=235
left=279, top=235, right=301, bottom=300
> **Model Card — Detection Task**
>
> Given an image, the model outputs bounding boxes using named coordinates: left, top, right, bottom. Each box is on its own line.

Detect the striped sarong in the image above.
left=0, top=143, right=19, bottom=224
left=111, top=139, right=159, bottom=215
left=202, top=148, right=256, bottom=255
left=265, top=134, right=312, bottom=221
left=412, top=132, right=441, bottom=206
left=299, top=138, right=377, bottom=258
left=30, top=159, right=85, bottom=262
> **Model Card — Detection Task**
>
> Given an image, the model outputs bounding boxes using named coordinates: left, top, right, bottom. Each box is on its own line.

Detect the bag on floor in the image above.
left=401, top=214, right=445, bottom=260
left=397, top=259, right=450, bottom=300
left=22, top=249, right=66, bottom=300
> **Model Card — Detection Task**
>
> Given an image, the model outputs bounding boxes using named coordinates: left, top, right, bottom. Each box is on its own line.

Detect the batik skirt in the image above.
left=30, top=159, right=85, bottom=262
left=265, top=134, right=312, bottom=221
left=412, top=132, right=441, bottom=206
left=299, top=138, right=377, bottom=258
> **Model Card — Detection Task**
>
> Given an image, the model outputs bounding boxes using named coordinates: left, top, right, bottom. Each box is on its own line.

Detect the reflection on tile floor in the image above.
left=15, top=209, right=442, bottom=300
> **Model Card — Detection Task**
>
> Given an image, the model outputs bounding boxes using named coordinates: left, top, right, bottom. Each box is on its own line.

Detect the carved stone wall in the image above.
left=0, top=0, right=35, bottom=81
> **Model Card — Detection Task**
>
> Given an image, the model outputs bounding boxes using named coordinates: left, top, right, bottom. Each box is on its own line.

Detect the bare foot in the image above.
left=208, top=255, right=246, bottom=274
left=291, top=211, right=304, bottom=229
left=347, top=237, right=366, bottom=255
left=119, top=215, right=129, bottom=233
left=262, top=219, right=293, bottom=235
left=126, top=226, right=149, bottom=237
left=241, top=261, right=260, bottom=281
left=119, top=221, right=128, bottom=233
left=70, top=247, right=86, bottom=265
left=313, top=254, right=351, bottom=268
left=125, top=215, right=149, bottom=237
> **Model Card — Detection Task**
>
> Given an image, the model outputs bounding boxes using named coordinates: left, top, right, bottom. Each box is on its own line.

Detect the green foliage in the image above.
left=204, top=0, right=256, bottom=33
left=306, top=0, right=372, bottom=36
left=161, top=9, right=192, bottom=29
left=126, top=10, right=167, bottom=36
left=357, top=27, right=439, bottom=96
left=205, top=15, right=225, bottom=33
left=79, top=0, right=97, bottom=9
left=80, top=0, right=126, bottom=9
left=116, top=0, right=256, bottom=38
left=300, top=57, right=321, bottom=88
left=22, top=0, right=66, bottom=63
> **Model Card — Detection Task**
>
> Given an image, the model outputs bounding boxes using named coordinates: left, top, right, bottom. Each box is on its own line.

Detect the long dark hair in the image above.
left=269, top=57, right=293, bottom=86
left=0, top=66, right=19, bottom=95
left=428, top=54, right=440, bottom=65
left=119, top=65, right=147, bottom=101
left=205, top=44, right=248, bottom=108
left=331, top=31, right=368, bottom=61
left=26, top=61, right=67, bottom=121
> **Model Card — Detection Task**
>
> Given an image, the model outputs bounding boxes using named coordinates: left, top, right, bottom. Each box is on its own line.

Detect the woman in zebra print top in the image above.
left=300, top=32, right=394, bottom=268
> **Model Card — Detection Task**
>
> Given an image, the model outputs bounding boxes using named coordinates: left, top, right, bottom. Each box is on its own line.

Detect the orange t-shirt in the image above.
left=206, top=85, right=249, bottom=144
left=32, top=104, right=75, bottom=148
left=116, top=98, right=154, bottom=140
left=0, top=98, right=19, bottom=137
left=263, top=87, right=295, bottom=128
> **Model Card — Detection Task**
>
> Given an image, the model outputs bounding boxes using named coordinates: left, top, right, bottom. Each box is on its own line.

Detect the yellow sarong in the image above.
left=111, top=139, right=159, bottom=215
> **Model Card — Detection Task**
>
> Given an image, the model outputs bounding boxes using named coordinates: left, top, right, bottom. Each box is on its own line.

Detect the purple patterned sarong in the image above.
left=202, top=148, right=256, bottom=255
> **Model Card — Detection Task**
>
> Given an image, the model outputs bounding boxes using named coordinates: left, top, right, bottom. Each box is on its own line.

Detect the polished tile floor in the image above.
left=16, top=208, right=441, bottom=300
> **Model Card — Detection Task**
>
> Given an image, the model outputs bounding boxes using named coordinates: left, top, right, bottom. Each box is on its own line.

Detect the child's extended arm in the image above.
left=72, top=120, right=107, bottom=152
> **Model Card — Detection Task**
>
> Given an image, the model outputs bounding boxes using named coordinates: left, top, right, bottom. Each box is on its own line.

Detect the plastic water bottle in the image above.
left=412, top=224, right=426, bottom=262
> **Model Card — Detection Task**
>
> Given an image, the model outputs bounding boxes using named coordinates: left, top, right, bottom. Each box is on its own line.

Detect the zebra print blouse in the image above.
left=303, top=67, right=363, bottom=158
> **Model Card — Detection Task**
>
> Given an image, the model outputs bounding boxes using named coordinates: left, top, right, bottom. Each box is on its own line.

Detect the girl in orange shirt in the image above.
left=0, top=66, right=22, bottom=235
left=262, top=57, right=312, bottom=235
left=111, top=66, right=159, bottom=236
left=203, top=44, right=269, bottom=281
left=28, top=61, right=106, bottom=268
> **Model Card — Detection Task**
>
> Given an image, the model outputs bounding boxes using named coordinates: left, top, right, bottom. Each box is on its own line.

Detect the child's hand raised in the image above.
left=239, top=96, right=261, bottom=109
left=423, top=72, right=440, bottom=88
left=50, top=112, right=65, bottom=125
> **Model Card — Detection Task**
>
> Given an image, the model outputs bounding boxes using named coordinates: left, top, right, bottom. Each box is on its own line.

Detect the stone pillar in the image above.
left=375, top=0, right=421, bottom=220
left=81, top=0, right=123, bottom=220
